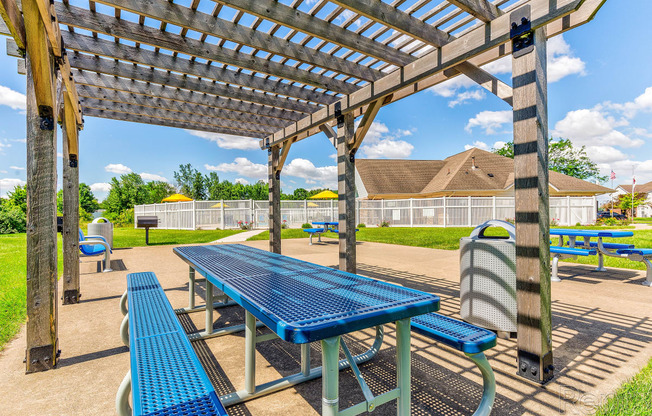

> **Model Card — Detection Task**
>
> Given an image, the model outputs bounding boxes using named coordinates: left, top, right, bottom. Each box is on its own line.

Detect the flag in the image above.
left=610, top=170, right=616, bottom=180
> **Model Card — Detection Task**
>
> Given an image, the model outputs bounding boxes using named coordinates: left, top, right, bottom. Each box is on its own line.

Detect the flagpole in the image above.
left=632, top=168, right=636, bottom=221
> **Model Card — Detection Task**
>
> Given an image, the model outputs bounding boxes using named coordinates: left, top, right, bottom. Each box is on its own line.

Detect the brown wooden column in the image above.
left=337, top=113, right=356, bottom=273
left=24, top=0, right=59, bottom=372
left=268, top=145, right=281, bottom=254
left=512, top=24, right=553, bottom=384
left=62, top=93, right=80, bottom=305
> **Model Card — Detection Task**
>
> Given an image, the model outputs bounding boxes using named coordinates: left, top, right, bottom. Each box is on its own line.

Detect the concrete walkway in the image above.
left=1, top=239, right=651, bottom=415
left=211, top=229, right=265, bottom=243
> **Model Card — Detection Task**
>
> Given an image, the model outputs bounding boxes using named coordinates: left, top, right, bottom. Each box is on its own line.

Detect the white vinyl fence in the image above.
left=135, top=196, right=597, bottom=230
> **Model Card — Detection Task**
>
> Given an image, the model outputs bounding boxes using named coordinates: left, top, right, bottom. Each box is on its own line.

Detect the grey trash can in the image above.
left=88, top=217, right=114, bottom=249
left=460, top=220, right=517, bottom=334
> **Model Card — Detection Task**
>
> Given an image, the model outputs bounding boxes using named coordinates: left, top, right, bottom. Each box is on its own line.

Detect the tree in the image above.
left=6, top=185, right=27, bottom=214
left=0, top=185, right=27, bottom=234
left=144, top=181, right=176, bottom=203
left=79, top=183, right=100, bottom=213
left=173, top=163, right=206, bottom=200
left=617, top=192, right=648, bottom=217
left=104, top=173, right=148, bottom=217
left=492, top=138, right=607, bottom=182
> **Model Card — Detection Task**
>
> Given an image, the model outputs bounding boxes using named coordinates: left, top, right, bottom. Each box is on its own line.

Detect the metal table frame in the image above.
left=173, top=244, right=439, bottom=415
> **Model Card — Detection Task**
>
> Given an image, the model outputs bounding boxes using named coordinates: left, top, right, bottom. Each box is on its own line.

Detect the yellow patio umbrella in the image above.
left=309, top=190, right=338, bottom=199
left=211, top=202, right=230, bottom=208
left=161, top=193, right=193, bottom=202
left=307, top=202, right=319, bottom=207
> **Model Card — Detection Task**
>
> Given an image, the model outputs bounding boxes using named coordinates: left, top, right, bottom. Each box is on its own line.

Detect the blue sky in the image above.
left=1, top=0, right=651, bottom=201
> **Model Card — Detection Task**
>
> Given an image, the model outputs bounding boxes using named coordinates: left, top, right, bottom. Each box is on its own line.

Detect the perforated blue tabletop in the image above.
left=550, top=229, right=633, bottom=238
left=174, top=244, right=440, bottom=343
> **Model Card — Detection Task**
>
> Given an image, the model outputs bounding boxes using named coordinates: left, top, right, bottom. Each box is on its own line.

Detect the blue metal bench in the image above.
left=550, top=246, right=596, bottom=282
left=567, top=241, right=635, bottom=250
left=616, top=249, right=652, bottom=286
left=328, top=228, right=359, bottom=234
left=412, top=313, right=496, bottom=416
left=117, top=272, right=228, bottom=416
left=303, top=227, right=325, bottom=245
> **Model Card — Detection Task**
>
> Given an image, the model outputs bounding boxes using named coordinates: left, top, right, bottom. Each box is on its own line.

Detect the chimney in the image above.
left=471, top=156, right=478, bottom=170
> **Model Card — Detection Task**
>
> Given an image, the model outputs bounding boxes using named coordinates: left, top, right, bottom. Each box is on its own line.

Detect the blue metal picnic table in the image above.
left=174, top=244, right=440, bottom=415
left=312, top=221, right=339, bottom=231
left=550, top=229, right=634, bottom=272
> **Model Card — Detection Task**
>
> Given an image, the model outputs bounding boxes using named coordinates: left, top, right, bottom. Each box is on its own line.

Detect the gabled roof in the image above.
left=619, top=181, right=652, bottom=193
left=357, top=148, right=614, bottom=198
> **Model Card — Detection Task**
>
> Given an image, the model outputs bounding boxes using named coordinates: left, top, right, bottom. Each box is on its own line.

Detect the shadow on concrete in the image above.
left=58, top=346, right=128, bottom=368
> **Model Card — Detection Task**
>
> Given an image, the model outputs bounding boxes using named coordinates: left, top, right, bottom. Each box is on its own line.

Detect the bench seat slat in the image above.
left=412, top=313, right=497, bottom=355
left=303, top=228, right=325, bottom=233
left=127, top=272, right=228, bottom=416
left=550, top=246, right=596, bottom=256
left=617, top=248, right=652, bottom=256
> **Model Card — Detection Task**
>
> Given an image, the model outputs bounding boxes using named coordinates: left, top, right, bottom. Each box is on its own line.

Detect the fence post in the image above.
left=221, top=200, right=225, bottom=230
left=409, top=198, right=414, bottom=227
left=443, top=196, right=447, bottom=227
left=192, top=201, right=196, bottom=230
left=165, top=202, right=169, bottom=230
left=250, top=199, right=254, bottom=226
left=304, top=199, right=308, bottom=225
left=492, top=196, right=497, bottom=220
left=567, top=196, right=571, bottom=226
left=381, top=199, right=385, bottom=223
left=468, top=196, right=472, bottom=227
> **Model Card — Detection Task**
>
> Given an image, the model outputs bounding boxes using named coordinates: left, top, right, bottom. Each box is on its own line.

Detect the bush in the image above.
left=357, top=223, right=366, bottom=228
left=550, top=218, right=559, bottom=226
left=238, top=220, right=252, bottom=230
left=0, top=204, right=27, bottom=234
left=107, top=208, right=134, bottom=227
left=379, top=221, right=390, bottom=227
left=301, top=223, right=312, bottom=229
left=281, top=220, right=289, bottom=229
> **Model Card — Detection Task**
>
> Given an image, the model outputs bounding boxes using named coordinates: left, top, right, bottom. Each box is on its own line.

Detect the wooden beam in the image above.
left=61, top=92, right=80, bottom=305
left=34, top=0, right=61, bottom=57
left=73, top=70, right=304, bottom=122
left=448, top=0, right=504, bottom=22
left=83, top=107, right=264, bottom=138
left=337, top=113, right=356, bottom=273
left=55, top=3, right=360, bottom=94
left=263, top=0, right=584, bottom=148
left=513, top=26, right=553, bottom=384
left=77, top=85, right=290, bottom=129
left=62, top=32, right=337, bottom=105
left=69, top=53, right=319, bottom=114
left=277, top=140, right=293, bottom=174
left=80, top=97, right=276, bottom=136
left=268, top=146, right=281, bottom=254
left=330, top=0, right=452, bottom=47
left=215, top=0, right=414, bottom=67
left=350, top=98, right=383, bottom=151
left=453, top=61, right=513, bottom=106
left=92, top=0, right=383, bottom=82
left=0, top=0, right=25, bottom=50
left=60, top=55, right=83, bottom=125
left=319, top=124, right=337, bottom=148
left=23, top=0, right=55, bottom=119
left=25, top=50, right=59, bottom=373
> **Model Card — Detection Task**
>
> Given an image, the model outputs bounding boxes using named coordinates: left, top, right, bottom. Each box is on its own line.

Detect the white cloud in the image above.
left=547, top=35, right=586, bottom=83
left=140, top=172, right=168, bottom=182
left=11, top=138, right=26, bottom=143
left=0, top=170, right=6, bottom=174
left=284, top=158, right=337, bottom=188
left=362, top=121, right=390, bottom=143
left=449, top=90, right=486, bottom=108
left=552, top=109, right=642, bottom=148
left=90, top=182, right=111, bottom=193
left=0, top=178, right=26, bottom=197
left=57, top=152, right=63, bottom=158
left=205, top=158, right=267, bottom=180
left=483, top=56, right=511, bottom=75
left=9, top=165, right=24, bottom=170
left=361, top=139, right=414, bottom=158
left=465, top=111, right=512, bottom=134
left=0, top=85, right=26, bottom=110
left=235, top=178, right=249, bottom=185
left=585, top=146, right=628, bottom=164
left=607, top=87, right=652, bottom=119
left=463, top=140, right=508, bottom=152
left=0, top=142, right=10, bottom=154
left=105, top=163, right=133, bottom=174
left=429, top=76, right=475, bottom=98
left=187, top=130, right=261, bottom=151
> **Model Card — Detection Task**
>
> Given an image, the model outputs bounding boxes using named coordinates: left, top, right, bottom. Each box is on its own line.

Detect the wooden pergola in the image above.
left=1, top=0, right=606, bottom=382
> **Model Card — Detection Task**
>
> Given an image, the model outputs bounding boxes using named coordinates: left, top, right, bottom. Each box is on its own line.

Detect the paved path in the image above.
left=211, top=229, right=265, bottom=243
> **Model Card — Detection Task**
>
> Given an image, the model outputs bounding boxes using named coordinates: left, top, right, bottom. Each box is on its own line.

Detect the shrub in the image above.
left=379, top=220, right=390, bottom=228
left=357, top=223, right=366, bottom=228
left=550, top=218, right=559, bottom=226
left=281, top=220, right=289, bottom=229
left=301, top=223, right=312, bottom=229
left=504, top=218, right=515, bottom=224
left=0, top=204, right=26, bottom=234
left=238, top=220, right=252, bottom=230
left=575, top=222, right=582, bottom=227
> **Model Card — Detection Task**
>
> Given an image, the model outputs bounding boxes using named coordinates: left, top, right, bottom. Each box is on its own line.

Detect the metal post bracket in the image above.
left=510, top=5, right=534, bottom=58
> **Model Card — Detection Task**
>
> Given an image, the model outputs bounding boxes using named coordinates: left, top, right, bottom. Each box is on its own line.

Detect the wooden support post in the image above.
left=512, top=25, right=553, bottom=384
left=62, top=93, right=80, bottom=305
left=268, top=146, right=281, bottom=254
left=337, top=113, right=356, bottom=273
left=25, top=49, right=59, bottom=371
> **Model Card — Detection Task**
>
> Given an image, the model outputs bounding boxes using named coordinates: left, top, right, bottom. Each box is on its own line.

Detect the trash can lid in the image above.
left=469, top=220, right=515, bottom=240
left=92, top=217, right=111, bottom=224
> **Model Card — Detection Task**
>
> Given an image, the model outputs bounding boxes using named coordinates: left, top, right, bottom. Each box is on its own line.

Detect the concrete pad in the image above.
left=1, top=239, right=651, bottom=416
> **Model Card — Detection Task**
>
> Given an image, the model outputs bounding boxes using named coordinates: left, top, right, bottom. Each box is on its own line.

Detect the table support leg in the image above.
left=595, top=252, right=607, bottom=272
left=322, top=336, right=341, bottom=416
left=301, top=343, right=311, bottom=377
left=205, top=281, right=214, bottom=336
left=189, top=267, right=196, bottom=310
left=396, top=318, right=411, bottom=416
left=551, top=255, right=561, bottom=282
left=245, top=311, right=257, bottom=394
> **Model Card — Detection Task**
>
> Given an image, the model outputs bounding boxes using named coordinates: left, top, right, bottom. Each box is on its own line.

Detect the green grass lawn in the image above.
left=0, top=227, right=241, bottom=351
left=594, top=357, right=652, bottom=416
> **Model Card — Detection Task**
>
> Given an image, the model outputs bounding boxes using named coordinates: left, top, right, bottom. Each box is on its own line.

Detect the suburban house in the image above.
left=355, top=148, right=613, bottom=199
left=616, top=182, right=652, bottom=217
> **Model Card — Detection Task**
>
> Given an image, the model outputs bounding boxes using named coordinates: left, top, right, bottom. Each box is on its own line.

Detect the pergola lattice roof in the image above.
left=3, top=0, right=605, bottom=145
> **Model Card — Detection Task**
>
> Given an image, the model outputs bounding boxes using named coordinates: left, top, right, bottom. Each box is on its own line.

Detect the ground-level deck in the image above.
left=1, top=239, right=650, bottom=416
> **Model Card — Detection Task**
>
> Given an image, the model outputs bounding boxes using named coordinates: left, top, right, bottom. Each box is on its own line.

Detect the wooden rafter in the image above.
left=0, top=0, right=25, bottom=49
left=448, top=0, right=503, bottom=22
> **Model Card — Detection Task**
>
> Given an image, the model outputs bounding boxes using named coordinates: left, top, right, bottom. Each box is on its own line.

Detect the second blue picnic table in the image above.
left=312, top=221, right=339, bottom=231
left=550, top=228, right=634, bottom=273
